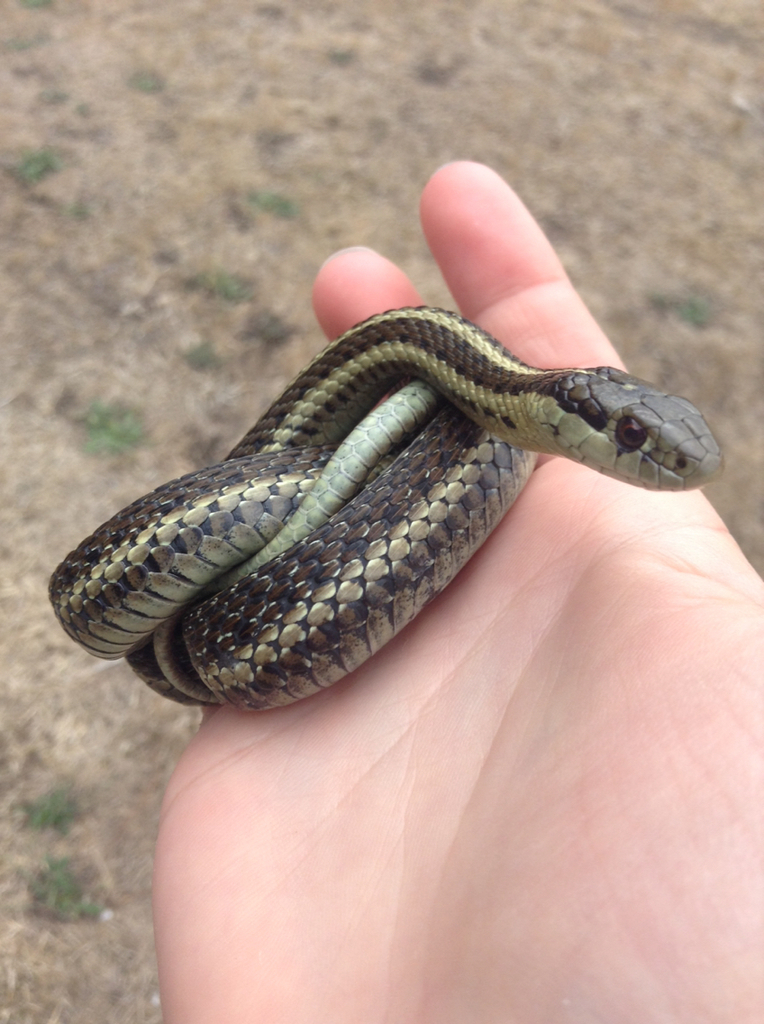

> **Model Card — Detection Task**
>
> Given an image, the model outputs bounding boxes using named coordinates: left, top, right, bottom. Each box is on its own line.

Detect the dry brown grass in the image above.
left=2, top=1, right=762, bottom=1019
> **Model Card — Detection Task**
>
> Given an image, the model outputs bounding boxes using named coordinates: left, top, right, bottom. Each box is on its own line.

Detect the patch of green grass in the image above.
left=75, top=102, right=91, bottom=117
left=14, top=148, right=62, bottom=184
left=247, top=190, right=299, bottom=219
left=30, top=857, right=101, bottom=920
left=4, top=33, right=49, bottom=50
left=187, top=270, right=253, bottom=304
left=63, top=200, right=92, bottom=219
left=84, top=401, right=144, bottom=454
left=128, top=70, right=165, bottom=94
left=244, top=311, right=293, bottom=344
left=184, top=340, right=221, bottom=370
left=39, top=88, right=68, bottom=104
left=22, top=788, right=78, bottom=835
left=20, top=0, right=53, bottom=8
left=649, top=292, right=712, bottom=329
left=328, top=49, right=355, bottom=66
left=674, top=296, right=712, bottom=328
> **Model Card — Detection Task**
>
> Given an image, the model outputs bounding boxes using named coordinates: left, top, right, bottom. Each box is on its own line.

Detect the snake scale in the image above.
left=49, top=307, right=722, bottom=709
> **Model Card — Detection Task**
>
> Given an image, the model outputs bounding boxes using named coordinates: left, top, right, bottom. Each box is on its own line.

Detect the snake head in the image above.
left=544, top=366, right=723, bottom=490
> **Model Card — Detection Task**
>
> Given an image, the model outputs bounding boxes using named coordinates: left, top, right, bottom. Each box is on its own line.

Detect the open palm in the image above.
left=153, top=163, right=764, bottom=1023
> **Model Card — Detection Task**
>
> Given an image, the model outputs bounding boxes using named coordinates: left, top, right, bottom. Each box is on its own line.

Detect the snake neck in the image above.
left=229, top=307, right=551, bottom=456
left=226, top=306, right=722, bottom=491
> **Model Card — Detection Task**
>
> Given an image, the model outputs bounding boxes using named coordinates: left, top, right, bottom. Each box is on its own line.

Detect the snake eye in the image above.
left=615, top=416, right=648, bottom=452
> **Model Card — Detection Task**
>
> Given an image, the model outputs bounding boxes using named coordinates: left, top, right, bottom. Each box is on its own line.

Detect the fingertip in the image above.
left=312, top=247, right=422, bottom=339
left=318, top=245, right=377, bottom=270
left=420, top=161, right=568, bottom=316
left=422, top=160, right=507, bottom=205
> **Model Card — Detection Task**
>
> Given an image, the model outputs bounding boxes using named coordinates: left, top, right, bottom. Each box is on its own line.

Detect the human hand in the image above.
left=153, top=162, right=764, bottom=1023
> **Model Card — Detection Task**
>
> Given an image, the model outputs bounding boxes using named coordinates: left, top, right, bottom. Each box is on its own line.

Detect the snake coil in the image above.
left=50, top=308, right=722, bottom=708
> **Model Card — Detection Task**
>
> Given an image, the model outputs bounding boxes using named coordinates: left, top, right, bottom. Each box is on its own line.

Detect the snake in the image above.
left=49, top=306, right=723, bottom=709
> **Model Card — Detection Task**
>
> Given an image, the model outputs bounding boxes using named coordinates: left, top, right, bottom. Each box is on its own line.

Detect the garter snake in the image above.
left=49, top=307, right=722, bottom=709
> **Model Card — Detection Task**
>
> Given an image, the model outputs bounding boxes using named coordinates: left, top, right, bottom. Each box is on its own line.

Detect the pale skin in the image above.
left=154, top=162, right=764, bottom=1023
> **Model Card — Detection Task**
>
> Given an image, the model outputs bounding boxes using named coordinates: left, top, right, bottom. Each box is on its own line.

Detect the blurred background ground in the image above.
left=1, top=0, right=762, bottom=1020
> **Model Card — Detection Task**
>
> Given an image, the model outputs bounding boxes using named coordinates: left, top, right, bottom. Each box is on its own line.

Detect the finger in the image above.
left=312, top=247, right=422, bottom=340
left=420, top=162, right=624, bottom=369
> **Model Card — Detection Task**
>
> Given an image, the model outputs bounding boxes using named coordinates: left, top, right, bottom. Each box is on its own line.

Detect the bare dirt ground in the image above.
left=1, top=1, right=762, bottom=1020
